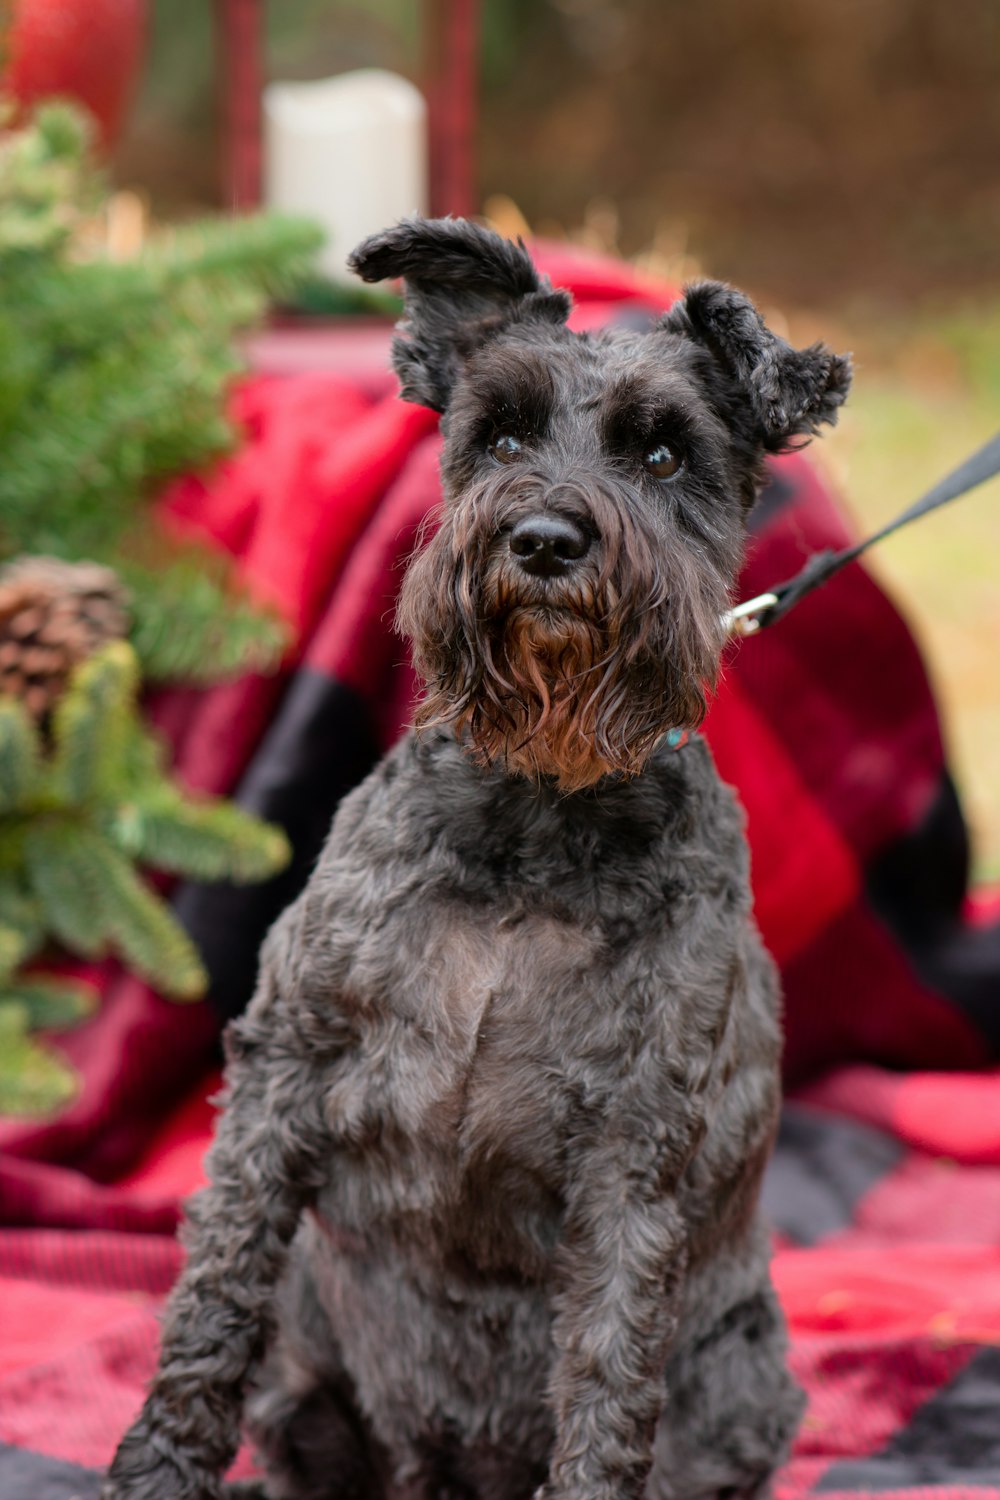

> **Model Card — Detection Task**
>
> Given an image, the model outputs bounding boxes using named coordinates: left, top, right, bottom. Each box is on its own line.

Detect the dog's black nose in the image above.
left=509, top=514, right=590, bottom=577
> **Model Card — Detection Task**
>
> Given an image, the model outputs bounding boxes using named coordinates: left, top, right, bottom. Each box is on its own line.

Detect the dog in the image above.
left=102, top=216, right=850, bottom=1500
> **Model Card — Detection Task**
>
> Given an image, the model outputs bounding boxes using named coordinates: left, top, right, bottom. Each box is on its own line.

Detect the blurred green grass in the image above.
left=807, top=302, right=1000, bottom=882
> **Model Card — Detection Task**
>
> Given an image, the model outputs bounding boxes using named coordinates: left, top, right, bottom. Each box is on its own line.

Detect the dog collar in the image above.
left=660, top=728, right=689, bottom=753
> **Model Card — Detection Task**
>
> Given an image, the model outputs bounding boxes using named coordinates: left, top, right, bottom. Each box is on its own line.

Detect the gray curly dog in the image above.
left=103, top=217, right=850, bottom=1500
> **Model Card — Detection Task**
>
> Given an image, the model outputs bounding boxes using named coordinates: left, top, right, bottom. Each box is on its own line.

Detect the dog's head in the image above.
left=350, top=217, right=850, bottom=790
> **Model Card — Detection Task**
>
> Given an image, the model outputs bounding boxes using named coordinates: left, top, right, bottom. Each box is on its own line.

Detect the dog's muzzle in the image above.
left=509, top=513, right=591, bottom=578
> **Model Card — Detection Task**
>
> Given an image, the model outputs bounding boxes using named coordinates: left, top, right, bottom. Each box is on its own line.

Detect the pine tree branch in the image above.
left=0, top=103, right=317, bottom=685
left=0, top=698, right=42, bottom=812
left=22, top=819, right=113, bottom=960
left=84, top=835, right=208, bottom=1000
left=0, top=922, right=26, bottom=984
left=0, top=878, right=44, bottom=981
left=122, top=553, right=288, bottom=683
left=109, top=789, right=290, bottom=884
left=49, top=641, right=138, bottom=804
left=0, top=999, right=78, bottom=1116
left=2, top=973, right=97, bottom=1028
left=0, top=107, right=318, bottom=1102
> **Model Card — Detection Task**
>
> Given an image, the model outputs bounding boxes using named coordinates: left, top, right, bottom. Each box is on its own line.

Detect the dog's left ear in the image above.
left=662, top=281, right=851, bottom=451
left=349, top=217, right=572, bottom=413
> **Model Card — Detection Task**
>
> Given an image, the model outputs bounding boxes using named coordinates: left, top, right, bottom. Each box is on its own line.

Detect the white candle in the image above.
left=264, top=69, right=428, bottom=283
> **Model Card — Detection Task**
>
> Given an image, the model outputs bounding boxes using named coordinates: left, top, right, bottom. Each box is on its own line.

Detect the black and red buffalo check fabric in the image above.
left=2, top=244, right=1000, bottom=1499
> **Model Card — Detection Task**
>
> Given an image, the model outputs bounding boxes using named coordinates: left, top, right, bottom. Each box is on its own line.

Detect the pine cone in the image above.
left=0, top=556, right=131, bottom=724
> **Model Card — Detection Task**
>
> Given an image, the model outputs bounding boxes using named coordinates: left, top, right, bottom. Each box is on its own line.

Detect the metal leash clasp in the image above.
left=720, top=592, right=780, bottom=638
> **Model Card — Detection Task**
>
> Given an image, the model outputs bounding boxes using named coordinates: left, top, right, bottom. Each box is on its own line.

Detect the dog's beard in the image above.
left=400, top=516, right=728, bottom=790
left=442, top=599, right=672, bottom=789
left=470, top=602, right=631, bottom=788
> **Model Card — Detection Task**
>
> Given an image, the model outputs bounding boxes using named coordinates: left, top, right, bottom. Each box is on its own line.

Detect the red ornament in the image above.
left=2, top=0, right=147, bottom=148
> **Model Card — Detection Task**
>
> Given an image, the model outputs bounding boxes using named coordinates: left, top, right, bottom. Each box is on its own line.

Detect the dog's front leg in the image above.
left=102, top=914, right=340, bottom=1500
left=541, top=1108, right=699, bottom=1500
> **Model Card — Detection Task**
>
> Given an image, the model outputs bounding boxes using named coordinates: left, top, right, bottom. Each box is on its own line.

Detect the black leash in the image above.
left=724, top=428, right=1000, bottom=637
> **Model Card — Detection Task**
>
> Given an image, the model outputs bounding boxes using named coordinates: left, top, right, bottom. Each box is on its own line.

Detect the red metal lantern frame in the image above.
left=214, top=0, right=480, bottom=219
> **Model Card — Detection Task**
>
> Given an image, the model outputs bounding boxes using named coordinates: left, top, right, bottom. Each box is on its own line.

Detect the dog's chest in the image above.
left=321, top=902, right=639, bottom=1272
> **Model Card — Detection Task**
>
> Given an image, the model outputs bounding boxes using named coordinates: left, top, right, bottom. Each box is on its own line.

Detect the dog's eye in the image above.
left=643, top=442, right=682, bottom=480
left=490, top=433, right=522, bottom=464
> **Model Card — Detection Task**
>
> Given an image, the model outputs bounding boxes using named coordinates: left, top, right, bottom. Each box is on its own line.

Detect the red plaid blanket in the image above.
left=2, top=245, right=999, bottom=1498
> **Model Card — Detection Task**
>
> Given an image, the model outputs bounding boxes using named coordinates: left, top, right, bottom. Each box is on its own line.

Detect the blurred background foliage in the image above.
left=117, top=0, right=1000, bottom=308
left=113, top=0, right=1000, bottom=876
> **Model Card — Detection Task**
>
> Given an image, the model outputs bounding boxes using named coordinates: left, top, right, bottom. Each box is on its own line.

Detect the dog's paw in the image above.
left=99, top=1470, right=218, bottom=1500
left=533, top=1486, right=624, bottom=1500
left=100, top=1426, right=222, bottom=1500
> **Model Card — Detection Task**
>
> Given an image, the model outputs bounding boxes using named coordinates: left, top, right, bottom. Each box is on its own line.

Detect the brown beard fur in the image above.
left=399, top=499, right=727, bottom=791
left=462, top=605, right=641, bottom=789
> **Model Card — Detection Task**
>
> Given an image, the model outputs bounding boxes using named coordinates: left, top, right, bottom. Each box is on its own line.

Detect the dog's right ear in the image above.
left=349, top=217, right=572, bottom=413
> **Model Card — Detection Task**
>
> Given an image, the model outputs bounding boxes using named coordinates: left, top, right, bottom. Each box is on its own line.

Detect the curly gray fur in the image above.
left=104, top=216, right=850, bottom=1500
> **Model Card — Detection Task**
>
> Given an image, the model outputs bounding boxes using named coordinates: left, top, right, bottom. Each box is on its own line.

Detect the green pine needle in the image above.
left=23, top=820, right=112, bottom=960
left=149, top=213, right=324, bottom=298
left=0, top=698, right=42, bottom=813
left=0, top=921, right=27, bottom=983
left=0, top=881, right=44, bottom=981
left=4, top=973, right=97, bottom=1028
left=122, top=554, right=288, bottom=683
left=49, top=641, right=139, bottom=804
left=85, top=837, right=208, bottom=1000
left=110, top=791, right=290, bottom=884
left=31, top=103, right=94, bottom=163
left=0, top=1000, right=79, bottom=1117
left=24, top=818, right=208, bottom=999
